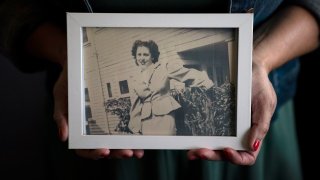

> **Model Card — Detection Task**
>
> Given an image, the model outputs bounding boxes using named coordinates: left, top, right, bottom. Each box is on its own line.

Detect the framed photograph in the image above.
left=67, top=13, right=252, bottom=150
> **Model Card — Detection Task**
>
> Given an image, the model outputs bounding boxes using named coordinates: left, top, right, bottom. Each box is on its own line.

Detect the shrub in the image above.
left=172, top=82, right=236, bottom=136
left=105, top=97, right=132, bottom=133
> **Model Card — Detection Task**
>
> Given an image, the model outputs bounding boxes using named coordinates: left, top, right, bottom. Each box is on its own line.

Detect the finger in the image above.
left=53, top=68, right=69, bottom=141
left=187, top=148, right=225, bottom=160
left=109, top=149, right=135, bottom=159
left=75, top=149, right=110, bottom=160
left=250, top=80, right=276, bottom=151
left=133, top=149, right=144, bottom=159
left=250, top=99, right=275, bottom=151
left=54, top=111, right=68, bottom=142
left=223, top=148, right=257, bottom=165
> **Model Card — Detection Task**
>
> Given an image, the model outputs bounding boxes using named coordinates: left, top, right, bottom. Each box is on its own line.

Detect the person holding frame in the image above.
left=0, top=0, right=319, bottom=179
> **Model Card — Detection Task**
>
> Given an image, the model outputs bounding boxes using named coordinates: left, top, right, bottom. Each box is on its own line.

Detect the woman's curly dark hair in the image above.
left=131, top=40, right=160, bottom=65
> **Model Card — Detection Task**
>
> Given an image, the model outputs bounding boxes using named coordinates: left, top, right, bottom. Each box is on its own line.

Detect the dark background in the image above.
left=0, top=47, right=319, bottom=179
left=294, top=48, right=320, bottom=180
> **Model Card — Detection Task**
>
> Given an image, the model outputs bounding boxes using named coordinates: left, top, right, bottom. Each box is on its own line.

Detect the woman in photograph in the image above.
left=128, top=40, right=214, bottom=135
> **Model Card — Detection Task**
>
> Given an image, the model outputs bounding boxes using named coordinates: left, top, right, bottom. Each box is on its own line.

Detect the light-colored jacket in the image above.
left=128, top=61, right=213, bottom=134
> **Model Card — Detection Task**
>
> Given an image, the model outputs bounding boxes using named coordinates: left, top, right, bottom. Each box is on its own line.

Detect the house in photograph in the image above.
left=82, top=27, right=237, bottom=135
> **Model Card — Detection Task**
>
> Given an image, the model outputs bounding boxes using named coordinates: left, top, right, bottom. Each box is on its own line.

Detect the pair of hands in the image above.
left=50, top=5, right=319, bottom=165
left=53, top=60, right=277, bottom=165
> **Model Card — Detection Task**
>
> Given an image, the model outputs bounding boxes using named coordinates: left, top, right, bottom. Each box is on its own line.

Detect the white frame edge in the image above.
left=67, top=13, right=252, bottom=150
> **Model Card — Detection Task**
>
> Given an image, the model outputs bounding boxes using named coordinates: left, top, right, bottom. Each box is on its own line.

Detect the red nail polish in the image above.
left=253, top=140, right=260, bottom=151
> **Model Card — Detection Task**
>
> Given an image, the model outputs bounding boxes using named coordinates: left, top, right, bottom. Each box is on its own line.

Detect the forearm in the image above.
left=253, top=5, right=319, bottom=73
left=0, top=0, right=67, bottom=70
left=25, top=23, right=67, bottom=67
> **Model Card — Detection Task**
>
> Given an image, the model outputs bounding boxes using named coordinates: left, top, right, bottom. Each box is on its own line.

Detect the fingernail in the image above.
left=253, top=139, right=260, bottom=151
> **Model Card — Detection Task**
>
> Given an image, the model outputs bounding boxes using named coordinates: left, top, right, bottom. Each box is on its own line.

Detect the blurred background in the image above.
left=294, top=48, right=320, bottom=180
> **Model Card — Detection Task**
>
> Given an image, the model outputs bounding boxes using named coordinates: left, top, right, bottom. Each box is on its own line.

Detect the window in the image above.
left=107, top=83, right=112, bottom=97
left=85, top=105, right=92, bottom=119
left=85, top=88, right=90, bottom=102
left=82, top=27, right=88, bottom=43
left=178, top=42, right=230, bottom=86
left=119, top=80, right=129, bottom=94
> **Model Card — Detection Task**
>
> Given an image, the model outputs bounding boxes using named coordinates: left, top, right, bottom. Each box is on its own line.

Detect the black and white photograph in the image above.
left=83, top=27, right=237, bottom=137
left=67, top=13, right=252, bottom=149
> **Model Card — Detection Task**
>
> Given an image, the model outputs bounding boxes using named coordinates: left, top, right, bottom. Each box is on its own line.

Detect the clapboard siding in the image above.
left=84, top=27, right=234, bottom=134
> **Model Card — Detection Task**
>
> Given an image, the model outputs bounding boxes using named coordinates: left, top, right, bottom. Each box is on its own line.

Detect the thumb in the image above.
left=54, top=108, right=68, bottom=142
left=249, top=85, right=277, bottom=151
left=53, top=67, right=69, bottom=142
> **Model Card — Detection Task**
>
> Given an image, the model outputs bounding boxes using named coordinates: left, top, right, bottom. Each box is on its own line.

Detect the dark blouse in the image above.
left=0, top=0, right=319, bottom=111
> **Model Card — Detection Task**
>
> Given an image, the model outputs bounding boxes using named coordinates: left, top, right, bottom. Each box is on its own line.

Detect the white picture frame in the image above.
left=67, top=13, right=252, bottom=150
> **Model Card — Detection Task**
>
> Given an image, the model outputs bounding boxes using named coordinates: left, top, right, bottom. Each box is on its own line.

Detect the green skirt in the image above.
left=104, top=100, right=302, bottom=180
left=56, top=100, right=302, bottom=180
